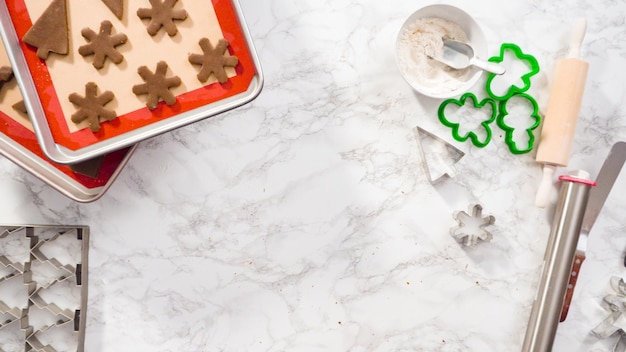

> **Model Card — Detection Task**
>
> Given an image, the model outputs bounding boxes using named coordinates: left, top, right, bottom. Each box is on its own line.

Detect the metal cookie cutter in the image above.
left=0, top=225, right=89, bottom=352
left=450, top=204, right=495, bottom=246
left=592, top=277, right=626, bottom=352
left=413, top=126, right=465, bottom=184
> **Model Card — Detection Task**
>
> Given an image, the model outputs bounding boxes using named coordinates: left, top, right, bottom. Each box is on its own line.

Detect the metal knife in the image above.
left=560, top=141, right=626, bottom=321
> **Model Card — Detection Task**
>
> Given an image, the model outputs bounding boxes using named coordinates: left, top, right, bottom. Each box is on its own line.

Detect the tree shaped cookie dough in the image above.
left=101, top=0, right=123, bottom=19
left=22, top=0, right=69, bottom=59
left=79, top=21, right=128, bottom=69
left=137, top=0, right=188, bottom=37
left=12, top=100, right=27, bottom=116
left=188, top=38, right=239, bottom=83
left=132, top=61, right=181, bottom=110
left=69, top=82, right=117, bottom=132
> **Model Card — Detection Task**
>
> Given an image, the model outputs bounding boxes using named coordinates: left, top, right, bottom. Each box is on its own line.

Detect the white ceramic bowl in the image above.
left=396, top=4, right=487, bottom=99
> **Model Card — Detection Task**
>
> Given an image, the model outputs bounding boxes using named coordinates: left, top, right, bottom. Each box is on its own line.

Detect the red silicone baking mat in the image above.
left=0, top=112, right=134, bottom=199
left=0, top=0, right=262, bottom=164
left=0, top=21, right=136, bottom=202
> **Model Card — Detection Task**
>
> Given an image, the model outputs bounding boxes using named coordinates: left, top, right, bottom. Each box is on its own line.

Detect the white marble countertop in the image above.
left=2, top=0, right=626, bottom=351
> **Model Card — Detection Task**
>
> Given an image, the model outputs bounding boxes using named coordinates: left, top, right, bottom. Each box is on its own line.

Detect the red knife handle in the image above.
left=560, top=253, right=586, bottom=322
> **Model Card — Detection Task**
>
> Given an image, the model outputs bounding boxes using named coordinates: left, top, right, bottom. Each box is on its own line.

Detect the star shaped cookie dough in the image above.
left=132, top=61, right=181, bottom=110
left=188, top=38, right=239, bottom=83
left=137, top=0, right=188, bottom=37
left=78, top=21, right=128, bottom=69
left=69, top=82, right=117, bottom=132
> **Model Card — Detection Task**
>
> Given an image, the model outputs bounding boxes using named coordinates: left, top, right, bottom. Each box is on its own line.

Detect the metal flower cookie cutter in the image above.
left=0, top=225, right=89, bottom=352
left=450, top=204, right=495, bottom=246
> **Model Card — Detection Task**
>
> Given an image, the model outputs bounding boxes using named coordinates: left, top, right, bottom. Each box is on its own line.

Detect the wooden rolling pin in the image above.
left=535, top=19, right=589, bottom=208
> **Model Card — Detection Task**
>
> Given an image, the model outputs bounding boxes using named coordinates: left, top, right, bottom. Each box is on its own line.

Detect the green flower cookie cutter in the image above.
left=485, top=43, right=540, bottom=101
left=438, top=92, right=497, bottom=148
left=496, top=92, right=541, bottom=154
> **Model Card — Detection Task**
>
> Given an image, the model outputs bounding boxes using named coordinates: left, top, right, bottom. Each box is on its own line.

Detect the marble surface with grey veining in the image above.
left=2, top=0, right=626, bottom=351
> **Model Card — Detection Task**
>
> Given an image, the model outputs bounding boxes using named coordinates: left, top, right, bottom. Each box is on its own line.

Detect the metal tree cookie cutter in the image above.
left=413, top=126, right=465, bottom=184
left=437, top=92, right=497, bottom=148
left=592, top=277, right=626, bottom=352
left=496, top=92, right=541, bottom=154
left=450, top=204, right=495, bottom=246
left=485, top=43, right=541, bottom=101
left=0, top=225, right=89, bottom=352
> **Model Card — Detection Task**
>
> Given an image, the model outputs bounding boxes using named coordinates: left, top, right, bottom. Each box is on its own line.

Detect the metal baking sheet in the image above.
left=0, top=35, right=135, bottom=203
left=0, top=0, right=263, bottom=164
left=0, top=133, right=136, bottom=203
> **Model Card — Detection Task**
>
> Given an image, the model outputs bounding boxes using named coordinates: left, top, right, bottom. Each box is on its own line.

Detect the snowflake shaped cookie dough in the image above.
left=78, top=20, right=128, bottom=69
left=132, top=61, right=181, bottom=110
left=68, top=82, right=116, bottom=132
left=137, top=0, right=188, bottom=37
left=450, top=204, right=495, bottom=247
left=188, top=38, right=239, bottom=83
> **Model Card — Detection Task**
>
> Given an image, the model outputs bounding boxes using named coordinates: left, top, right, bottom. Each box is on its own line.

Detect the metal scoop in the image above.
left=432, top=39, right=506, bottom=75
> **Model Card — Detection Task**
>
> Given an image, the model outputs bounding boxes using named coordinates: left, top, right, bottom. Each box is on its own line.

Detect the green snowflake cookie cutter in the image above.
left=485, top=43, right=540, bottom=101
left=438, top=92, right=497, bottom=148
left=496, top=93, right=541, bottom=154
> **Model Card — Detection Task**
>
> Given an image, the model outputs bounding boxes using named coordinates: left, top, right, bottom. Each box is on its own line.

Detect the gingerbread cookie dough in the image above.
left=69, top=155, right=105, bottom=178
left=137, top=0, right=188, bottom=37
left=188, top=38, right=238, bottom=84
left=22, top=0, right=69, bottom=59
left=79, top=21, right=128, bottom=69
left=0, top=66, right=14, bottom=97
left=132, top=61, right=181, bottom=110
left=12, top=100, right=27, bottom=116
left=69, top=82, right=117, bottom=132
left=102, top=0, right=123, bottom=19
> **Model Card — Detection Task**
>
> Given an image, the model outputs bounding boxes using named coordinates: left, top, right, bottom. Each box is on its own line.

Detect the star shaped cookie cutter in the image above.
left=450, top=204, right=495, bottom=246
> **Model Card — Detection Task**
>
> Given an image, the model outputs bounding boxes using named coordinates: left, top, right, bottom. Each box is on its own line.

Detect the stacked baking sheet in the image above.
left=0, top=0, right=263, bottom=202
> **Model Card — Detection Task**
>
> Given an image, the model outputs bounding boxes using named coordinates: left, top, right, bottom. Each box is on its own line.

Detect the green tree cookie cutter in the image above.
left=485, top=43, right=540, bottom=101
left=496, top=93, right=541, bottom=154
left=438, top=92, right=497, bottom=148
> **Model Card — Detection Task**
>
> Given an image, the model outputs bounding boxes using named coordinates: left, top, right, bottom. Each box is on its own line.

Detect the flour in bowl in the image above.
left=397, top=17, right=474, bottom=96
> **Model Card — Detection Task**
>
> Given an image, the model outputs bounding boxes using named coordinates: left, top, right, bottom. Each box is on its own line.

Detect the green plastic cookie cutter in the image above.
left=496, top=93, right=541, bottom=154
left=485, top=43, right=540, bottom=101
left=438, top=92, right=497, bottom=148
